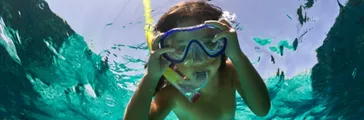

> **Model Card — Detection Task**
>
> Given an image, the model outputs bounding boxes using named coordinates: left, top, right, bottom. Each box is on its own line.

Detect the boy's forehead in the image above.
left=172, top=30, right=209, bottom=40
left=177, top=19, right=201, bottom=27
left=173, top=28, right=217, bottom=37
left=169, top=19, right=218, bottom=41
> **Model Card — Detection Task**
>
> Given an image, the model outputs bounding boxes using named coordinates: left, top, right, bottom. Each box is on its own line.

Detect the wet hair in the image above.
left=145, top=0, right=228, bottom=95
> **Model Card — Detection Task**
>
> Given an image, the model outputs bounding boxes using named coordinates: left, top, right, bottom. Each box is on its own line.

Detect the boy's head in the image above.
left=155, top=0, right=227, bottom=71
left=153, top=0, right=228, bottom=94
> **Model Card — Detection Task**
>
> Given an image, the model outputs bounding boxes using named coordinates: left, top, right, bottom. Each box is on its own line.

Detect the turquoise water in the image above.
left=25, top=35, right=317, bottom=119
left=0, top=30, right=327, bottom=119
left=1, top=0, right=364, bottom=119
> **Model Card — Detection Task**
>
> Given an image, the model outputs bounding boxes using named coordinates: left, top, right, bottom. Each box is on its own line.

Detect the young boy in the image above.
left=124, top=1, right=271, bottom=120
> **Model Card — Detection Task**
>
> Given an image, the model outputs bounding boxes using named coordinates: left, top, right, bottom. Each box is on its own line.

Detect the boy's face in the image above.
left=172, top=19, right=222, bottom=81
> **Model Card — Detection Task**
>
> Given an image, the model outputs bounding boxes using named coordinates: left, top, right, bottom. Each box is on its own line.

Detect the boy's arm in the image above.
left=149, top=85, right=176, bottom=120
left=123, top=74, right=174, bottom=120
left=228, top=53, right=271, bottom=117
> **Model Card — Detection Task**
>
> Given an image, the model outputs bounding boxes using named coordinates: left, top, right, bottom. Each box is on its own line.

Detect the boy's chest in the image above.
left=172, top=85, right=236, bottom=120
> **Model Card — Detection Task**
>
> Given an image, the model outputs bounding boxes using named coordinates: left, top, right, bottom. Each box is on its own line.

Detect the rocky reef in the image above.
left=0, top=0, right=74, bottom=118
left=311, top=0, right=364, bottom=118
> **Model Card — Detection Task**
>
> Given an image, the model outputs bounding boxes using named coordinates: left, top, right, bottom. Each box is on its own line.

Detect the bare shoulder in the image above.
left=150, top=84, right=180, bottom=119
left=221, top=60, right=238, bottom=86
left=155, top=84, right=180, bottom=97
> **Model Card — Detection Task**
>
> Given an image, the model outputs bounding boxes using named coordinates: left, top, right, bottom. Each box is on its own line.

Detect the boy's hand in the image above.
left=147, top=33, right=175, bottom=80
left=204, top=19, right=242, bottom=60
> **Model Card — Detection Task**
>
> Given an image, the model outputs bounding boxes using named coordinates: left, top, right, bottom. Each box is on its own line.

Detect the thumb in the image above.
left=219, top=19, right=232, bottom=28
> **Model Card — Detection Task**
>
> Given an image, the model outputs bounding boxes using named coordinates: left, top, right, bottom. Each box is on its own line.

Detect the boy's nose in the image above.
left=183, top=58, right=211, bottom=67
left=183, top=43, right=209, bottom=66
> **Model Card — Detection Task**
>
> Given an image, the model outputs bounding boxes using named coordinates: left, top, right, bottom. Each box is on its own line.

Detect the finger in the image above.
left=204, top=20, right=230, bottom=31
left=151, top=48, right=175, bottom=59
left=152, top=33, right=164, bottom=51
left=218, top=19, right=232, bottom=28
left=212, top=31, right=229, bottom=43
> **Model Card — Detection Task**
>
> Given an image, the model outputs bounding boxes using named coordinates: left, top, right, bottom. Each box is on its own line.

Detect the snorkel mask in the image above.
left=147, top=23, right=227, bottom=103
left=160, top=24, right=226, bottom=63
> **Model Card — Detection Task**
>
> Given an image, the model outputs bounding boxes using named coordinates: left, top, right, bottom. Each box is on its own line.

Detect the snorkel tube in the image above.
left=142, top=0, right=181, bottom=88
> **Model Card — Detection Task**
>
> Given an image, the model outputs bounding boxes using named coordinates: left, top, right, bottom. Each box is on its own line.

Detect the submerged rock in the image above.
left=0, top=0, right=122, bottom=119
left=311, top=0, right=364, bottom=119
left=0, top=0, right=73, bottom=118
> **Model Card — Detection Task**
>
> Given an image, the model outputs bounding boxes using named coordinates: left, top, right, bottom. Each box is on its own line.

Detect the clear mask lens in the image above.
left=160, top=24, right=226, bottom=63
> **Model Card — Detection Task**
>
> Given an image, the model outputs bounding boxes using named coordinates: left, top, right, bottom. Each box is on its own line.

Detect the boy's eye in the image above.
left=205, top=41, right=215, bottom=45
left=178, top=46, right=185, bottom=51
left=175, top=46, right=185, bottom=52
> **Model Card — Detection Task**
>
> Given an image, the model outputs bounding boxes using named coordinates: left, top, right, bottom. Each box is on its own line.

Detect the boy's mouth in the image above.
left=176, top=70, right=209, bottom=85
left=175, top=71, right=209, bottom=90
left=175, top=69, right=209, bottom=80
left=185, top=71, right=208, bottom=81
left=194, top=71, right=208, bottom=81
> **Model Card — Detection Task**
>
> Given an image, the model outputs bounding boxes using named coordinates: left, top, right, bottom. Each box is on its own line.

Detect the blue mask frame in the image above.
left=160, top=24, right=227, bottom=63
